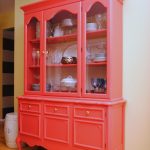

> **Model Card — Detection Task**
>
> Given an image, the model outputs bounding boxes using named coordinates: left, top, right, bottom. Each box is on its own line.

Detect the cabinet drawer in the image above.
left=74, top=107, right=105, bottom=120
left=44, top=104, right=69, bottom=116
left=20, top=102, right=41, bottom=113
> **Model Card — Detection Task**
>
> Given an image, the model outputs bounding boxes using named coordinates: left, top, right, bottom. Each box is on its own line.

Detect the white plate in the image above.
left=94, top=57, right=106, bottom=62
left=63, top=44, right=77, bottom=57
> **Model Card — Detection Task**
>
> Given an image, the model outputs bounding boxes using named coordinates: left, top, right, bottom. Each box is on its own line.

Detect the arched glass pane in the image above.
left=26, top=17, right=41, bottom=92
left=85, top=2, right=107, bottom=94
left=45, top=10, right=78, bottom=94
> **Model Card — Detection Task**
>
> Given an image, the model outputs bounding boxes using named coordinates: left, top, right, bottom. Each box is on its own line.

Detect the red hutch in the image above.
left=17, top=0, right=125, bottom=150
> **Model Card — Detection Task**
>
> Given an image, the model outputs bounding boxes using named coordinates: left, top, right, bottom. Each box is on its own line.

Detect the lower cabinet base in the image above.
left=17, top=97, right=125, bottom=150
left=16, top=136, right=91, bottom=150
left=17, top=136, right=124, bottom=150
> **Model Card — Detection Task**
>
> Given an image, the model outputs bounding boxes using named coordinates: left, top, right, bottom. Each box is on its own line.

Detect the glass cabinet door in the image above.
left=24, top=12, right=42, bottom=93
left=43, top=3, right=81, bottom=96
left=82, top=0, right=108, bottom=98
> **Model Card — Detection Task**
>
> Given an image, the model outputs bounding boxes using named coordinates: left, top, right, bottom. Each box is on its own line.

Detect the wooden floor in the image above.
left=0, top=121, right=45, bottom=150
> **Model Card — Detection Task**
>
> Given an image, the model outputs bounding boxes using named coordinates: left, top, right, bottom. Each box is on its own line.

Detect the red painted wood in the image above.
left=44, top=103, right=69, bottom=117
left=74, top=120, right=105, bottom=149
left=21, top=0, right=81, bottom=14
left=44, top=116, right=69, bottom=143
left=108, top=0, right=123, bottom=99
left=107, top=103, right=125, bottom=150
left=87, top=61, right=107, bottom=66
left=87, top=29, right=107, bottom=39
left=18, top=0, right=125, bottom=150
left=46, top=33, right=77, bottom=44
left=20, top=113, right=41, bottom=138
left=29, top=38, right=40, bottom=44
left=74, top=106, right=105, bottom=121
left=46, top=64, right=77, bottom=67
left=17, top=98, right=125, bottom=150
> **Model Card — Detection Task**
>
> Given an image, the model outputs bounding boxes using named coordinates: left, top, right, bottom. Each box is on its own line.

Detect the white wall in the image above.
left=123, top=0, right=150, bottom=150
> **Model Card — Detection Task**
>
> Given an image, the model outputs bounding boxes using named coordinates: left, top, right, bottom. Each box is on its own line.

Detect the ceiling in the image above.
left=0, top=0, right=14, bottom=13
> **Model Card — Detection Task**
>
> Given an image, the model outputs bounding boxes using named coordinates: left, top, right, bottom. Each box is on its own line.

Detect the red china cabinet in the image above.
left=17, top=0, right=125, bottom=150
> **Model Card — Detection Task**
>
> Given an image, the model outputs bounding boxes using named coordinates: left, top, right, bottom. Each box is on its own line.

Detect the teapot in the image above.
left=53, top=25, right=64, bottom=37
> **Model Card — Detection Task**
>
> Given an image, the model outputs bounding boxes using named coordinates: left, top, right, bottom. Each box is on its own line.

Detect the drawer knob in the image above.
left=54, top=108, right=58, bottom=112
left=86, top=110, right=90, bottom=116
left=28, top=105, right=31, bottom=109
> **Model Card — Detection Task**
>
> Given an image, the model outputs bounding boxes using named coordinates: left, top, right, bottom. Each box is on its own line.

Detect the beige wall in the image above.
left=14, top=0, right=150, bottom=150
left=14, top=0, right=38, bottom=112
left=0, top=11, right=14, bottom=118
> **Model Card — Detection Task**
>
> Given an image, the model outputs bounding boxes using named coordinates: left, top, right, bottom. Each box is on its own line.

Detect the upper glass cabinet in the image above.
left=43, top=2, right=81, bottom=96
left=25, top=12, right=42, bottom=93
left=23, top=0, right=122, bottom=99
left=82, top=0, right=107, bottom=98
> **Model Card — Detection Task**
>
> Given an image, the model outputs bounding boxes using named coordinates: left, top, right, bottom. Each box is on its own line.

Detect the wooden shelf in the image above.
left=87, top=61, right=107, bottom=66
left=46, top=64, right=77, bottom=67
left=29, top=38, right=40, bottom=44
left=29, top=65, right=40, bottom=69
left=29, top=30, right=106, bottom=44
left=87, top=29, right=107, bottom=39
left=47, top=33, right=77, bottom=44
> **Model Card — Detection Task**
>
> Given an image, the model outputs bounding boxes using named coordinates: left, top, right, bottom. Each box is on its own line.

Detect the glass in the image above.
left=85, top=2, right=107, bottom=94
left=95, top=13, right=107, bottom=29
left=36, top=21, right=40, bottom=38
left=45, top=10, right=78, bottom=94
left=32, top=48, right=37, bottom=65
left=26, top=18, right=41, bottom=92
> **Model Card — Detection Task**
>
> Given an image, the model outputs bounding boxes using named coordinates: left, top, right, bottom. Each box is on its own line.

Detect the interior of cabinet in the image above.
left=25, top=1, right=108, bottom=96
left=26, top=18, right=41, bottom=91
left=45, top=10, right=78, bottom=93
left=85, top=2, right=107, bottom=94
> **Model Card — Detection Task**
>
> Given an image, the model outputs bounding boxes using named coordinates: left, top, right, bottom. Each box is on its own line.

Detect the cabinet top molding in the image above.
left=21, top=0, right=81, bottom=13
left=21, top=0, right=123, bottom=13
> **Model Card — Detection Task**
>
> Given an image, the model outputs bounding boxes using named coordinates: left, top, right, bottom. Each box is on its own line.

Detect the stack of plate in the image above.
left=93, top=53, right=106, bottom=62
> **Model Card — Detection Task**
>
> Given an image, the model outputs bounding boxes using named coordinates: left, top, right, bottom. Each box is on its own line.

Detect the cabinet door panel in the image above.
left=20, top=112, right=41, bottom=138
left=44, top=116, right=69, bottom=144
left=74, top=120, right=105, bottom=150
left=43, top=2, right=81, bottom=97
left=82, top=0, right=108, bottom=98
left=24, top=12, right=43, bottom=95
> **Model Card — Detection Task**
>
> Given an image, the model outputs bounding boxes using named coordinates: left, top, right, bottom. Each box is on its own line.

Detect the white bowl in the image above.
left=61, top=76, right=77, bottom=88
left=86, top=23, right=97, bottom=31
left=94, top=57, right=106, bottom=62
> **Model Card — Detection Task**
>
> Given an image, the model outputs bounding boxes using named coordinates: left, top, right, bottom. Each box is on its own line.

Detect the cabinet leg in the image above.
left=16, top=136, right=22, bottom=150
